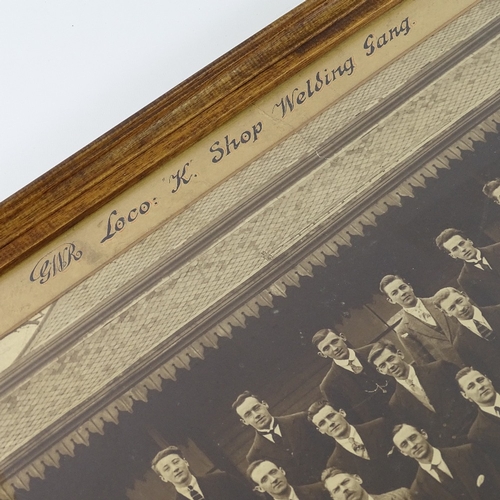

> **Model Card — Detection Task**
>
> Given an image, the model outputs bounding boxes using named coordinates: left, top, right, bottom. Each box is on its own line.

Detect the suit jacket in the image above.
left=410, top=444, right=500, bottom=499
left=458, top=243, right=500, bottom=307
left=468, top=409, right=500, bottom=468
left=246, top=413, right=333, bottom=485
left=174, top=471, right=255, bottom=500
left=294, top=482, right=331, bottom=500
left=326, top=418, right=417, bottom=494
left=452, top=305, right=500, bottom=387
left=320, top=345, right=395, bottom=424
left=388, top=361, right=476, bottom=447
left=372, top=489, right=411, bottom=500
left=395, top=298, right=463, bottom=366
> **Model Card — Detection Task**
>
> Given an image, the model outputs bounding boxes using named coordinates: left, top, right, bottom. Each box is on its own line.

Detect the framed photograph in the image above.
left=1, top=0, right=499, bottom=498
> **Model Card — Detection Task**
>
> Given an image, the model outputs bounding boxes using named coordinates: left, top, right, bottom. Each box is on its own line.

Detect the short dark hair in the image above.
left=483, top=179, right=500, bottom=198
left=432, top=287, right=463, bottom=310
left=321, top=466, right=351, bottom=482
left=379, top=274, right=405, bottom=296
left=231, top=391, right=262, bottom=413
left=151, top=446, right=184, bottom=475
left=367, top=340, right=399, bottom=365
left=247, top=460, right=273, bottom=483
left=391, top=423, right=421, bottom=440
left=455, top=366, right=476, bottom=388
left=307, top=399, right=335, bottom=422
left=435, top=228, right=466, bottom=252
left=311, top=329, right=339, bottom=349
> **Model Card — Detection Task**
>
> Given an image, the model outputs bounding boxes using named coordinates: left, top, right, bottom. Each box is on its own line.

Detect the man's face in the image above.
left=324, top=473, right=366, bottom=500
left=439, top=290, right=474, bottom=320
left=372, top=348, right=409, bottom=380
left=442, top=235, right=479, bottom=261
left=383, top=279, right=418, bottom=308
left=491, top=186, right=500, bottom=205
left=155, top=453, right=192, bottom=486
left=317, top=331, right=349, bottom=360
left=459, top=369, right=496, bottom=406
left=236, top=397, right=273, bottom=430
left=393, top=424, right=433, bottom=462
left=311, top=405, right=350, bottom=440
left=250, top=461, right=289, bottom=497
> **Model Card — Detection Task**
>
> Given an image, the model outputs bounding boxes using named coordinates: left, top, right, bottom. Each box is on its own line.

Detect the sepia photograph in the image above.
left=1, top=0, right=500, bottom=499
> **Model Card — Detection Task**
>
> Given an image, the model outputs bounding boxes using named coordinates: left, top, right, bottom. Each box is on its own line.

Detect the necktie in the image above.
left=407, top=380, right=436, bottom=412
left=418, top=309, right=437, bottom=326
left=494, top=406, right=500, bottom=417
left=430, top=464, right=452, bottom=483
left=429, top=464, right=467, bottom=498
left=262, top=424, right=282, bottom=445
left=348, top=360, right=363, bottom=374
left=270, top=427, right=282, bottom=445
left=472, top=319, right=494, bottom=340
left=188, top=485, right=204, bottom=500
left=348, top=437, right=369, bottom=459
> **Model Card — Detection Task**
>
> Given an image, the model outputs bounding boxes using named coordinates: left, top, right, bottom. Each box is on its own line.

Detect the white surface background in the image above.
left=0, top=1, right=303, bottom=202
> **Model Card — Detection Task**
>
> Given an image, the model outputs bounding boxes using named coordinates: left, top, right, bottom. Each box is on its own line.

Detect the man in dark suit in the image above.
left=392, top=423, right=500, bottom=499
left=433, top=287, right=500, bottom=387
left=233, top=391, right=333, bottom=485
left=321, top=467, right=411, bottom=500
left=435, top=228, right=500, bottom=306
left=307, top=400, right=416, bottom=494
left=379, top=275, right=463, bottom=366
left=247, top=460, right=330, bottom=500
left=456, top=366, right=500, bottom=467
left=368, top=340, right=475, bottom=446
left=151, top=446, right=255, bottom=500
left=313, top=329, right=394, bottom=423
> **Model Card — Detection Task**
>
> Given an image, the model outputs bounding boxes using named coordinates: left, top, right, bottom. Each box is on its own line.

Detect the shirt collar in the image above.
left=334, top=348, right=359, bottom=367
left=465, top=249, right=483, bottom=264
left=405, top=298, right=426, bottom=313
left=458, top=306, right=489, bottom=326
left=258, top=417, right=278, bottom=435
left=396, top=364, right=417, bottom=385
left=286, top=487, right=300, bottom=500
left=480, top=393, right=500, bottom=417
left=175, top=476, right=200, bottom=496
left=419, top=447, right=442, bottom=471
left=336, top=424, right=358, bottom=444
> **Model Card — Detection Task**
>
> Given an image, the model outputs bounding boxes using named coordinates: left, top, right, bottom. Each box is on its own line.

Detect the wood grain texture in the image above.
left=0, top=0, right=402, bottom=275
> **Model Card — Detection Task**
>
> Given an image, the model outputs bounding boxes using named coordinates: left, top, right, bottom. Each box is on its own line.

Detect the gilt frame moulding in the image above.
left=2, top=0, right=499, bottom=498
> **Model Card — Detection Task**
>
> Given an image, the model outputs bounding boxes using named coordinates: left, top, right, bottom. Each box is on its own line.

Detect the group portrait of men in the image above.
left=148, top=180, right=500, bottom=499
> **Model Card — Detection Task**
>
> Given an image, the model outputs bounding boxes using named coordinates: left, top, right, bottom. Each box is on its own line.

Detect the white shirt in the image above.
left=480, top=392, right=500, bottom=418
left=336, top=425, right=370, bottom=459
left=259, top=417, right=283, bottom=443
left=334, top=348, right=363, bottom=373
left=405, top=299, right=437, bottom=326
left=458, top=307, right=493, bottom=337
left=420, top=448, right=453, bottom=482
left=283, top=487, right=300, bottom=500
left=396, top=365, right=435, bottom=412
left=176, top=476, right=204, bottom=499
left=466, top=250, right=492, bottom=271
left=397, top=365, right=426, bottom=393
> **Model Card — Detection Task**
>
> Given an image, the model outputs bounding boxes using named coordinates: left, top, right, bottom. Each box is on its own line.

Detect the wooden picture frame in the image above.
left=1, top=0, right=499, bottom=498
